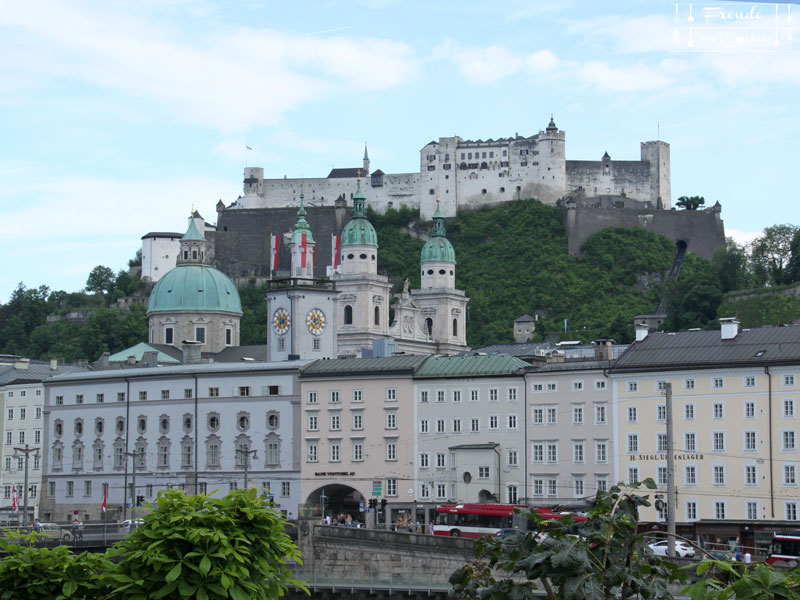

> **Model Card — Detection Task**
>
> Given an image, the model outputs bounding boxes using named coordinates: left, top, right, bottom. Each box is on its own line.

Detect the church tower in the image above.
left=411, top=197, right=469, bottom=352
left=265, top=197, right=338, bottom=361
left=333, top=177, right=392, bottom=357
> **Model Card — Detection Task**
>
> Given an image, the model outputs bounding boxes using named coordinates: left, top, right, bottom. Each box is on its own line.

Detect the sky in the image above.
left=1, top=0, right=798, bottom=302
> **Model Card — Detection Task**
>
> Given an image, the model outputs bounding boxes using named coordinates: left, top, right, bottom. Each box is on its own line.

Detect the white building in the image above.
left=40, top=360, right=308, bottom=523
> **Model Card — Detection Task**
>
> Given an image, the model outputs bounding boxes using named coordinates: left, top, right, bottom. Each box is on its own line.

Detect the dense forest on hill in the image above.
left=2, top=200, right=800, bottom=361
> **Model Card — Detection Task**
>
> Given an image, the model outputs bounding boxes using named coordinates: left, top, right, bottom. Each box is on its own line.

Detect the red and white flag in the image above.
left=11, top=486, right=17, bottom=512
left=102, top=485, right=107, bottom=513
left=300, top=233, right=308, bottom=268
left=270, top=235, right=279, bottom=271
left=331, top=235, right=341, bottom=271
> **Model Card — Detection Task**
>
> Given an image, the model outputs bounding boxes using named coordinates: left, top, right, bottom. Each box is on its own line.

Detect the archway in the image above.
left=306, top=484, right=366, bottom=525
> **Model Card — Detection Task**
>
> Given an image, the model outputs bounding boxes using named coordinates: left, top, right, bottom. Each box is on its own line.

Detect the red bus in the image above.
left=432, top=503, right=585, bottom=538
left=766, top=531, right=800, bottom=566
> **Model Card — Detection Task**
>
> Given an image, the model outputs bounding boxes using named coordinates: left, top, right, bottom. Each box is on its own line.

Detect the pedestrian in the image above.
left=32, top=518, right=42, bottom=533
left=78, top=520, right=84, bottom=541
left=744, top=552, right=752, bottom=564
left=72, top=519, right=79, bottom=540
left=735, top=551, right=741, bottom=562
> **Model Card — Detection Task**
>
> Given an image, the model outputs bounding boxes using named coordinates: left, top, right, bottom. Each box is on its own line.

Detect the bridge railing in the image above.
left=289, top=563, right=453, bottom=594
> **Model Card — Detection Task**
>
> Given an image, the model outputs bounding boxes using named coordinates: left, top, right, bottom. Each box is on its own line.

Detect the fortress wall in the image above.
left=564, top=206, right=725, bottom=260
left=566, top=160, right=652, bottom=202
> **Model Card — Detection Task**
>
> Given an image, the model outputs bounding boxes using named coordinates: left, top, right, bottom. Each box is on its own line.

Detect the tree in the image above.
left=712, top=238, right=753, bottom=293
left=86, top=265, right=116, bottom=297
left=676, top=196, right=706, bottom=210
left=109, top=489, right=306, bottom=599
left=684, top=560, right=800, bottom=599
left=785, top=229, right=800, bottom=285
left=449, top=481, right=686, bottom=600
left=750, top=224, right=799, bottom=287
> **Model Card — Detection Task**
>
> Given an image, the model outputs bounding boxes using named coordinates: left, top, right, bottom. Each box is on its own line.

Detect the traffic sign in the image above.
left=372, top=480, right=382, bottom=496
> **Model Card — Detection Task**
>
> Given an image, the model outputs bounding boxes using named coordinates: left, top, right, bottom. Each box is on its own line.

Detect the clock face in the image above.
left=272, top=308, right=290, bottom=335
left=306, top=308, right=326, bottom=336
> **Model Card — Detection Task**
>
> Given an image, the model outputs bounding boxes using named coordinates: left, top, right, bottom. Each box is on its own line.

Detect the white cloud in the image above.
left=0, top=1, right=420, bottom=133
left=575, top=60, right=677, bottom=93
left=726, top=227, right=761, bottom=247
left=433, top=40, right=560, bottom=84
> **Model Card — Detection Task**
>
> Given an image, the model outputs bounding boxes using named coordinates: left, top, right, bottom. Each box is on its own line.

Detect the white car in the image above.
left=648, top=540, right=695, bottom=558
left=119, top=519, right=145, bottom=533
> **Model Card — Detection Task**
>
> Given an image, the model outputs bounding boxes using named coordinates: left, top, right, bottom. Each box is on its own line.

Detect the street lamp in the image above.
left=12, top=444, right=40, bottom=529
left=124, top=448, right=143, bottom=530
left=235, top=447, right=258, bottom=489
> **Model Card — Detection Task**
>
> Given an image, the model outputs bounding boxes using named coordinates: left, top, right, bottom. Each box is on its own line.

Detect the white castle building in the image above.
left=233, top=117, right=670, bottom=220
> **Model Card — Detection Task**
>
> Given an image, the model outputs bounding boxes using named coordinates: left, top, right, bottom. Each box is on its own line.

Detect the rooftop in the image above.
left=415, top=354, right=528, bottom=378
left=300, top=355, right=428, bottom=378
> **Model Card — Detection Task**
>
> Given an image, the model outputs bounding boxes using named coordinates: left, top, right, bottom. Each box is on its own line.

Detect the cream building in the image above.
left=610, top=319, right=800, bottom=546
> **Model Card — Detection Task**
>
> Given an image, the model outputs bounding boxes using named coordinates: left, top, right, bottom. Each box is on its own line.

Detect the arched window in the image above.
left=453, top=318, right=458, bottom=336
left=344, top=305, right=353, bottom=325
left=374, top=306, right=380, bottom=326
left=425, top=318, right=433, bottom=336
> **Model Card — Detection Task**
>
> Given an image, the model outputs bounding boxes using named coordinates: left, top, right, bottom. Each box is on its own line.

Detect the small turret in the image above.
left=420, top=197, right=456, bottom=290
left=288, top=190, right=316, bottom=278
left=177, top=216, right=206, bottom=265
left=363, top=143, right=370, bottom=177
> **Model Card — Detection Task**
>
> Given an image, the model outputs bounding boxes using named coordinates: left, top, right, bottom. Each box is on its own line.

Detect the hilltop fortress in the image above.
left=232, top=116, right=671, bottom=220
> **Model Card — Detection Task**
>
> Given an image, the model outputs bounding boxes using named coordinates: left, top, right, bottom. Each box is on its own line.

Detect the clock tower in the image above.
left=266, top=194, right=339, bottom=361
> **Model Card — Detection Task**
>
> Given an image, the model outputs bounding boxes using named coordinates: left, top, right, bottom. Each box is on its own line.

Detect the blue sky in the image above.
left=1, top=0, right=798, bottom=301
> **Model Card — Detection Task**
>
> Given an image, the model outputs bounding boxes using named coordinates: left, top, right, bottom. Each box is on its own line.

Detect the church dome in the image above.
left=147, top=265, right=243, bottom=314
left=421, top=236, right=456, bottom=263
left=341, top=179, right=378, bottom=247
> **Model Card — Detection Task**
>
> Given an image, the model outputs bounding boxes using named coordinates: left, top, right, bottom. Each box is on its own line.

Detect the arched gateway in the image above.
left=306, top=484, right=366, bottom=525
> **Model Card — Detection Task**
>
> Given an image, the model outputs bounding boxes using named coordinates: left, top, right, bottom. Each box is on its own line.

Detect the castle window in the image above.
left=360, top=253, right=367, bottom=260
left=165, top=327, right=173, bottom=344
left=225, top=328, right=232, bottom=345
left=427, top=269, right=434, bottom=275
left=516, top=186, right=521, bottom=192
left=439, top=269, right=446, bottom=275
left=429, top=189, right=435, bottom=195
left=500, top=187, right=505, bottom=193
left=183, top=251, right=188, bottom=260
left=344, top=305, right=353, bottom=325
left=481, top=189, right=487, bottom=194
left=347, top=254, right=354, bottom=260
left=427, top=165, right=435, bottom=171
left=374, top=306, right=380, bottom=326
left=195, top=327, right=206, bottom=343
left=425, top=318, right=433, bottom=336
left=453, top=319, right=458, bottom=336
left=192, top=250, right=198, bottom=260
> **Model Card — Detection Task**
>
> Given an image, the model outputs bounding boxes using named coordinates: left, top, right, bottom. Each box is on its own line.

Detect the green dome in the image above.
left=341, top=179, right=378, bottom=247
left=289, top=192, right=316, bottom=245
left=421, top=236, right=456, bottom=263
left=421, top=200, right=455, bottom=263
left=147, top=265, right=243, bottom=314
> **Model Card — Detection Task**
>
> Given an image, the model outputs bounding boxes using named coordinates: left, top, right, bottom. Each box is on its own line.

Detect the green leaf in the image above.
left=199, top=555, right=212, bottom=576
left=165, top=562, right=182, bottom=583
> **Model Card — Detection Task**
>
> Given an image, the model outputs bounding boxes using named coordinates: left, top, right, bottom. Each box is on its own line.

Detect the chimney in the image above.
left=720, top=317, right=739, bottom=340
left=182, top=341, right=202, bottom=364
left=126, top=355, right=137, bottom=365
left=13, top=357, right=30, bottom=370
left=593, top=339, right=614, bottom=361
left=635, top=323, right=649, bottom=342
left=50, top=358, right=58, bottom=371
left=142, top=351, right=159, bottom=368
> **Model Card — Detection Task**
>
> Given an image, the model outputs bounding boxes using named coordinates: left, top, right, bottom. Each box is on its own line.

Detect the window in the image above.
left=546, top=442, right=557, bottom=463
left=573, top=381, right=584, bottom=392
left=282, top=482, right=290, bottom=497
left=386, top=412, right=397, bottom=430
left=352, top=413, right=363, bottom=430
left=627, top=406, right=638, bottom=423
left=657, top=466, right=668, bottom=487
left=307, top=414, right=318, bottom=431
left=657, top=380, right=667, bottom=392
left=686, top=501, right=697, bottom=521
left=507, top=387, right=518, bottom=401
left=470, top=389, right=479, bottom=402
left=547, top=479, right=558, bottom=497
left=628, top=466, right=639, bottom=484
left=787, top=502, right=799, bottom=521
left=419, top=419, right=429, bottom=434
left=507, top=449, right=518, bottom=467
left=532, top=383, right=544, bottom=392
left=532, top=442, right=544, bottom=462
left=745, top=431, right=757, bottom=452
left=352, top=390, right=363, bottom=403
left=436, top=452, right=446, bottom=468
left=34, top=430, right=41, bottom=444
left=745, top=464, right=758, bottom=486
left=657, top=404, right=666, bottom=421
left=66, top=481, right=74, bottom=497
left=533, top=407, right=544, bottom=424
left=785, top=399, right=796, bottom=418
left=595, top=403, right=607, bottom=424
left=4, top=432, right=10, bottom=445
left=657, top=433, right=668, bottom=452
left=437, top=390, right=445, bottom=403
left=452, top=418, right=462, bottom=433
left=747, top=501, right=759, bottom=520
left=330, top=442, right=340, bottom=462
left=573, top=405, right=584, bottom=425
left=744, top=401, right=756, bottom=419
left=478, top=466, right=490, bottom=478
left=745, top=376, right=756, bottom=388
left=685, top=465, right=697, bottom=486
left=713, top=402, right=725, bottom=419
left=307, top=442, right=318, bottom=462
left=237, top=386, right=249, bottom=397
left=436, top=418, right=446, bottom=433
left=685, top=378, right=695, bottom=390
left=330, top=391, right=340, bottom=404
left=386, top=479, right=397, bottom=497
left=546, top=383, right=557, bottom=392
left=546, top=406, right=557, bottom=425
left=36, top=407, right=41, bottom=419
left=208, top=387, right=219, bottom=398
left=783, top=430, right=796, bottom=451
left=715, top=501, right=726, bottom=519
left=419, top=453, right=429, bottom=468
left=507, top=414, right=518, bottom=429
left=95, top=393, right=104, bottom=403
left=158, top=442, right=170, bottom=468
left=595, top=380, right=606, bottom=390
left=714, top=464, right=726, bottom=486
left=489, top=389, right=498, bottom=402
left=470, top=418, right=480, bottom=433
left=419, top=391, right=429, bottom=403
left=507, top=485, right=518, bottom=504
left=573, top=441, right=584, bottom=464
left=596, top=476, right=608, bottom=492
left=627, top=434, right=639, bottom=453
left=685, top=432, right=697, bottom=452
left=18, top=431, right=25, bottom=444
left=76, top=394, right=83, bottom=404
left=785, top=464, right=797, bottom=485
left=19, top=408, right=26, bottom=419
left=628, top=382, right=638, bottom=393
left=277, top=337, right=285, bottom=351
left=386, top=441, right=397, bottom=461
left=195, top=327, right=205, bottom=343
left=386, top=388, right=396, bottom=402
left=330, top=414, right=340, bottom=431
left=452, top=390, right=461, bottom=403
left=713, top=431, right=726, bottom=452
left=713, top=377, right=724, bottom=389
left=595, top=440, right=608, bottom=463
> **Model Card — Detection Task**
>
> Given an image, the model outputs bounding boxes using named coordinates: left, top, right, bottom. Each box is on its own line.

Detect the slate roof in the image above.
left=107, top=342, right=181, bottom=364
left=532, top=360, right=613, bottom=373
left=141, top=232, right=183, bottom=240
left=300, top=355, right=429, bottom=378
left=0, top=362, right=87, bottom=385
left=327, top=168, right=362, bottom=179
left=514, top=314, right=535, bottom=323
left=211, top=345, right=268, bottom=362
left=415, top=354, right=528, bottom=378
left=610, top=326, right=800, bottom=373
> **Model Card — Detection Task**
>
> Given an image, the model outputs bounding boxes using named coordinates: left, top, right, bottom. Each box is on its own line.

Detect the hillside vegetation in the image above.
left=8, top=198, right=799, bottom=361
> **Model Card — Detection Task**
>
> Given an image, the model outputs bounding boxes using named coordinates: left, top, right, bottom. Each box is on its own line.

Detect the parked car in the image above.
left=119, top=519, right=145, bottom=533
left=37, top=522, right=73, bottom=541
left=496, top=528, right=522, bottom=539
left=704, top=549, right=731, bottom=561
left=648, top=540, right=695, bottom=558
